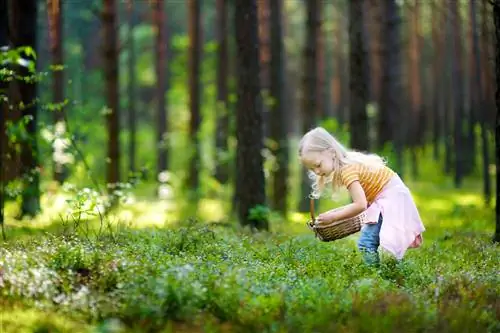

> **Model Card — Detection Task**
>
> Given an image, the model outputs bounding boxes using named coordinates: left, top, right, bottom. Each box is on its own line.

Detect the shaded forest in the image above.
left=0, top=0, right=499, bottom=332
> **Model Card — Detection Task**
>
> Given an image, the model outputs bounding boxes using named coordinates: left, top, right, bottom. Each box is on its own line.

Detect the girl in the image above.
left=298, top=127, right=425, bottom=266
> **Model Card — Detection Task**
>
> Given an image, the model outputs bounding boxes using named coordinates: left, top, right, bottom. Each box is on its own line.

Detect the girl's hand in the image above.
left=316, top=211, right=338, bottom=225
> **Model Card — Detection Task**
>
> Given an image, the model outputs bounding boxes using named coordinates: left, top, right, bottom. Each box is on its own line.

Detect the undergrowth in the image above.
left=1, top=212, right=499, bottom=333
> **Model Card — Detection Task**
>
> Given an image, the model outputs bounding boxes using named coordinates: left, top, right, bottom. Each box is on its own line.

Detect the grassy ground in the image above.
left=0, top=176, right=499, bottom=333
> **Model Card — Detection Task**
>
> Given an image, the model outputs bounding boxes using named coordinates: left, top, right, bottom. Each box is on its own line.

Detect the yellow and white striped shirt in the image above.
left=335, top=163, right=395, bottom=204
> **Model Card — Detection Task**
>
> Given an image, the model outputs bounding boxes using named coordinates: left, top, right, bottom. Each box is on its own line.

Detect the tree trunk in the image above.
left=408, top=0, right=422, bottom=179
left=450, top=0, right=465, bottom=188
left=465, top=0, right=478, bottom=176
left=102, top=0, right=120, bottom=186
left=153, top=0, right=167, bottom=178
left=257, top=0, right=270, bottom=137
left=316, top=3, right=325, bottom=121
left=0, top=0, right=8, bottom=238
left=215, top=0, right=229, bottom=184
left=379, top=0, right=403, bottom=175
left=234, top=0, right=268, bottom=230
left=126, top=0, right=136, bottom=175
left=188, top=0, right=202, bottom=199
left=299, top=0, right=320, bottom=213
left=332, top=12, right=345, bottom=124
left=269, top=0, right=288, bottom=216
left=12, top=0, right=41, bottom=217
left=493, top=0, right=500, bottom=243
left=431, top=0, right=443, bottom=161
left=481, top=0, right=492, bottom=204
left=47, top=0, right=67, bottom=184
left=376, top=1, right=392, bottom=150
left=348, top=0, right=369, bottom=151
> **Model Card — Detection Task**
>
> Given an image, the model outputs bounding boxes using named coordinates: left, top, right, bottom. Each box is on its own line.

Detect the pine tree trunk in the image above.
left=481, top=0, right=492, bottom=204
left=102, top=0, right=120, bottom=187
left=215, top=0, right=229, bottom=184
left=269, top=0, right=288, bottom=215
left=493, top=0, right=500, bottom=243
left=348, top=0, right=369, bottom=151
left=257, top=0, right=270, bottom=137
left=0, top=0, right=7, bottom=238
left=299, top=0, right=320, bottom=213
left=234, top=0, right=268, bottom=230
left=126, top=0, right=136, bottom=175
left=431, top=0, right=443, bottom=161
left=379, top=0, right=403, bottom=174
left=450, top=0, right=465, bottom=188
left=47, top=0, right=67, bottom=184
left=153, top=0, right=167, bottom=178
left=188, top=0, right=202, bottom=199
left=13, top=0, right=41, bottom=217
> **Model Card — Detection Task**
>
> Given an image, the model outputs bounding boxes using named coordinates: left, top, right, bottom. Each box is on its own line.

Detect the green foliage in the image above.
left=1, top=181, right=498, bottom=332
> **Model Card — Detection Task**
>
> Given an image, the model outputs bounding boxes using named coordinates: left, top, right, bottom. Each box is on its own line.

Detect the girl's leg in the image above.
left=357, top=213, right=383, bottom=266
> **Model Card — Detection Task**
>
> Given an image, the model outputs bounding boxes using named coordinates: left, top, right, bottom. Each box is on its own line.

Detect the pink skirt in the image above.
left=364, top=174, right=425, bottom=259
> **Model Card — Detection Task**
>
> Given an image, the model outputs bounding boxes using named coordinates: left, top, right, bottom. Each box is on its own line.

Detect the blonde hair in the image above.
left=298, top=127, right=386, bottom=199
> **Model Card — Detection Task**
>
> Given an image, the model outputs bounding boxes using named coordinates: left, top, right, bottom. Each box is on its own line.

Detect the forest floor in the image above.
left=0, top=176, right=499, bottom=333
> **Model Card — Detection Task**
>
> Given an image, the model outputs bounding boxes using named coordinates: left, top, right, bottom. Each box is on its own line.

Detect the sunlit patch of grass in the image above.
left=1, top=304, right=93, bottom=333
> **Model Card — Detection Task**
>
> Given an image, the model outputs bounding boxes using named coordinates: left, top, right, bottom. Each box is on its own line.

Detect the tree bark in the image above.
left=234, top=0, right=268, bottom=230
left=379, top=0, right=403, bottom=175
left=12, top=0, right=41, bottom=217
left=102, top=0, right=120, bottom=186
left=299, top=0, right=320, bottom=213
left=348, top=0, right=369, bottom=151
left=47, top=0, right=67, bottom=184
left=493, top=0, right=500, bottom=243
left=187, top=0, right=202, bottom=199
left=215, top=0, right=229, bottom=184
left=0, top=0, right=8, bottom=238
left=153, top=0, right=168, bottom=178
left=450, top=0, right=465, bottom=188
left=126, top=0, right=136, bottom=175
left=269, top=0, right=288, bottom=215
left=481, top=0, right=492, bottom=204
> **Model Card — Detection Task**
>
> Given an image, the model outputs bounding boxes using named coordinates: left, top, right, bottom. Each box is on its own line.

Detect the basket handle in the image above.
left=309, top=197, right=315, bottom=222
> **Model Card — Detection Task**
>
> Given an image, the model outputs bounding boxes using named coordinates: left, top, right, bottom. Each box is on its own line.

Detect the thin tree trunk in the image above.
left=348, top=0, right=369, bottom=151
left=257, top=0, right=270, bottom=137
left=299, top=0, right=320, bottom=213
left=408, top=0, right=421, bottom=179
left=102, top=0, right=120, bottom=186
left=431, top=0, right=443, bottom=161
left=481, top=0, right=492, bottom=204
left=0, top=0, right=7, bottom=239
left=188, top=0, right=202, bottom=198
left=13, top=0, right=41, bottom=217
left=126, top=0, right=136, bottom=175
left=380, top=0, right=403, bottom=175
left=215, top=0, right=229, bottom=184
left=492, top=0, right=500, bottom=243
left=444, top=0, right=453, bottom=175
left=316, top=3, right=325, bottom=121
left=47, top=0, right=67, bottom=184
left=450, top=0, right=465, bottom=188
left=376, top=1, right=392, bottom=150
left=234, top=0, right=268, bottom=230
left=269, top=0, right=288, bottom=215
left=332, top=13, right=344, bottom=123
left=466, top=0, right=478, bottom=175
left=153, top=0, right=167, bottom=178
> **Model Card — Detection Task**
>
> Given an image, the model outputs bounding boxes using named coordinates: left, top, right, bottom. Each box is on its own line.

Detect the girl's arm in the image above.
left=316, top=181, right=367, bottom=223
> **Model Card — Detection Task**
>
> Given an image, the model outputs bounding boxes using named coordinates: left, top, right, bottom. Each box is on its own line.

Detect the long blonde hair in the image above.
left=298, top=127, right=386, bottom=199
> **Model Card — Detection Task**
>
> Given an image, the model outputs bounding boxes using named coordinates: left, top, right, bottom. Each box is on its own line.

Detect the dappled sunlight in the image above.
left=197, top=198, right=226, bottom=222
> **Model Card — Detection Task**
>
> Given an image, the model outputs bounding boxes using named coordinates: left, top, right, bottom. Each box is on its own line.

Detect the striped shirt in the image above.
left=335, top=163, right=395, bottom=204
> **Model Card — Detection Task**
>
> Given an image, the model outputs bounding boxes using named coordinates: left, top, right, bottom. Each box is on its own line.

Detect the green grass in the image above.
left=1, top=177, right=499, bottom=333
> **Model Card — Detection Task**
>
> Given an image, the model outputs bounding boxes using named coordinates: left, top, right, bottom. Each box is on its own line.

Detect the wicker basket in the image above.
left=307, top=198, right=365, bottom=242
